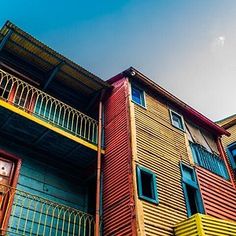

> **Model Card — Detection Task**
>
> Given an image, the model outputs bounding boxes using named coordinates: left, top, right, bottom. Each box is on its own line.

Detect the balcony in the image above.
left=190, top=142, right=229, bottom=180
left=0, top=184, right=96, bottom=236
left=0, top=68, right=101, bottom=152
left=174, top=213, right=236, bottom=236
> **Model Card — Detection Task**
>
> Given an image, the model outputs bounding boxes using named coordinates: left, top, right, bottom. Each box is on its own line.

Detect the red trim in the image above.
left=124, top=78, right=137, bottom=235
left=216, top=138, right=236, bottom=189
left=0, top=149, right=22, bottom=232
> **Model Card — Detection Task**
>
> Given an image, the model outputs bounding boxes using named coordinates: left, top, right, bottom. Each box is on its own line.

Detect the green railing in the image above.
left=0, top=68, right=98, bottom=144
left=0, top=184, right=95, bottom=236
left=190, top=142, right=229, bottom=180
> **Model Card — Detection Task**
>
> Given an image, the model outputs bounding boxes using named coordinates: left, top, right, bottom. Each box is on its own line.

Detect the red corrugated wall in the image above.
left=103, top=77, right=136, bottom=236
left=196, top=166, right=236, bottom=221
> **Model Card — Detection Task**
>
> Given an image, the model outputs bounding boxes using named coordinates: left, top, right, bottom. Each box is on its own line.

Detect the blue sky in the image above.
left=1, top=0, right=235, bottom=121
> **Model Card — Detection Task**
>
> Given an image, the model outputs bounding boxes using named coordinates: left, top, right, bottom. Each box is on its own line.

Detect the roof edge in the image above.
left=2, top=20, right=110, bottom=89
left=108, top=67, right=230, bottom=137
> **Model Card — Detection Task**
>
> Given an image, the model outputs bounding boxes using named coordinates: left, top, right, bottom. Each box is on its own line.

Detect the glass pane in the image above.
left=231, top=148, right=236, bottom=157
left=132, top=86, right=142, bottom=105
left=140, top=171, right=154, bottom=199
left=186, top=185, right=198, bottom=216
left=172, top=113, right=184, bottom=130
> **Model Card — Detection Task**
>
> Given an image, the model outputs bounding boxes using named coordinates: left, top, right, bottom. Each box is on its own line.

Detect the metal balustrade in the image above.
left=190, top=142, right=229, bottom=180
left=0, top=184, right=95, bottom=236
left=0, top=69, right=98, bottom=144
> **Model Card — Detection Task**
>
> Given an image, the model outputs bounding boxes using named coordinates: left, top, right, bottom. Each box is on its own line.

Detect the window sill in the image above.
left=131, top=100, right=147, bottom=109
left=138, top=195, right=159, bottom=205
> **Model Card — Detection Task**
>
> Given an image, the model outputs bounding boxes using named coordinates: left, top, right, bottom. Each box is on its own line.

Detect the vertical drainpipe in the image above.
left=95, top=89, right=105, bottom=236
left=216, top=137, right=236, bottom=189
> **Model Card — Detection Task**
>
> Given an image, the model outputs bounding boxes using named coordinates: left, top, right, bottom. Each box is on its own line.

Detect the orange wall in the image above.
left=196, top=166, right=236, bottom=221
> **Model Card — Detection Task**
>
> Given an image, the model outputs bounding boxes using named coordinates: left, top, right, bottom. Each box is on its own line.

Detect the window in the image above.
left=170, top=110, right=185, bottom=131
left=136, top=166, right=158, bottom=204
left=227, top=143, right=236, bottom=173
left=180, top=163, right=204, bottom=217
left=131, top=84, right=146, bottom=107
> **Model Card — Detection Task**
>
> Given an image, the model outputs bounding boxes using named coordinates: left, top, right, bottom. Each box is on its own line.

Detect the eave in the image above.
left=108, top=67, right=230, bottom=137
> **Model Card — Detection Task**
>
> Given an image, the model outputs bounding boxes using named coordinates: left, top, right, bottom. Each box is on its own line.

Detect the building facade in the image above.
left=0, top=21, right=236, bottom=236
left=0, top=21, right=109, bottom=236
left=103, top=68, right=236, bottom=235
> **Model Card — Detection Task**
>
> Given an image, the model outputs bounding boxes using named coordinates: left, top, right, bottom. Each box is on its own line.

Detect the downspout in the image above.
left=95, top=89, right=105, bottom=236
left=216, top=137, right=236, bottom=189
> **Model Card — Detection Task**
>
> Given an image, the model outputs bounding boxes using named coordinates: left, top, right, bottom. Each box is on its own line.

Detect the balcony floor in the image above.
left=0, top=104, right=98, bottom=169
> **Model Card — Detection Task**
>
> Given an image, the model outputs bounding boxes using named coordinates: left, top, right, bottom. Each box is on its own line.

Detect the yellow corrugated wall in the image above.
left=174, top=214, right=236, bottom=236
left=201, top=214, right=236, bottom=235
left=221, top=124, right=236, bottom=147
left=133, top=92, right=190, bottom=235
left=174, top=214, right=199, bottom=236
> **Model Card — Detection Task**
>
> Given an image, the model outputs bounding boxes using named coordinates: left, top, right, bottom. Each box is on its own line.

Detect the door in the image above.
left=0, top=151, right=21, bottom=233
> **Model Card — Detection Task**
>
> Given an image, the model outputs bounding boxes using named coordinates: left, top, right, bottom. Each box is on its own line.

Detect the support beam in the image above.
left=43, top=62, right=64, bottom=90
left=0, top=29, right=13, bottom=52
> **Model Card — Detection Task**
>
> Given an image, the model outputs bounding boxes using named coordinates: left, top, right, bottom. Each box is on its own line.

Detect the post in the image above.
left=95, top=90, right=104, bottom=236
left=217, top=137, right=236, bottom=188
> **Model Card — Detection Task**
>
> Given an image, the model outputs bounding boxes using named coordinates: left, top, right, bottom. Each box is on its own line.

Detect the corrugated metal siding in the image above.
left=196, top=166, right=236, bottom=221
left=174, top=213, right=236, bottom=236
left=103, top=78, right=135, bottom=236
left=201, top=214, right=236, bottom=235
left=134, top=93, right=189, bottom=235
left=221, top=124, right=236, bottom=147
left=174, top=215, right=198, bottom=236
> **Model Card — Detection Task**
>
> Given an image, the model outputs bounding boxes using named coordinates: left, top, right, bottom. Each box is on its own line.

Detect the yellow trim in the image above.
left=195, top=214, right=205, bottom=236
left=0, top=100, right=105, bottom=154
left=128, top=81, right=145, bottom=236
left=184, top=133, right=194, bottom=165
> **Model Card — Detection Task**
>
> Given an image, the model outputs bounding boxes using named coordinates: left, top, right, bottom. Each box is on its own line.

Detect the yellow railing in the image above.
left=0, top=184, right=95, bottom=236
left=0, top=69, right=98, bottom=144
left=174, top=213, right=236, bottom=236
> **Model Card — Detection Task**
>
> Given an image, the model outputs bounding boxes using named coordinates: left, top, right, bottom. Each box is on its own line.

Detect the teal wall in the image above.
left=17, top=157, right=87, bottom=210
left=0, top=139, right=95, bottom=235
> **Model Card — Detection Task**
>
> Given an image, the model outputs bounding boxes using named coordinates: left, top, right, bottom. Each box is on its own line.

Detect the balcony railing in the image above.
left=0, top=69, right=98, bottom=144
left=174, top=213, right=236, bottom=235
left=190, top=142, right=229, bottom=180
left=0, top=184, right=95, bottom=236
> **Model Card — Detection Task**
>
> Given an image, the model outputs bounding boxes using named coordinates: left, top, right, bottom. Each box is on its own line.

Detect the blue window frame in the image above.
left=227, top=142, right=236, bottom=172
left=170, top=110, right=185, bottom=131
left=180, top=163, right=204, bottom=217
left=131, top=84, right=146, bottom=107
left=136, top=166, right=158, bottom=204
